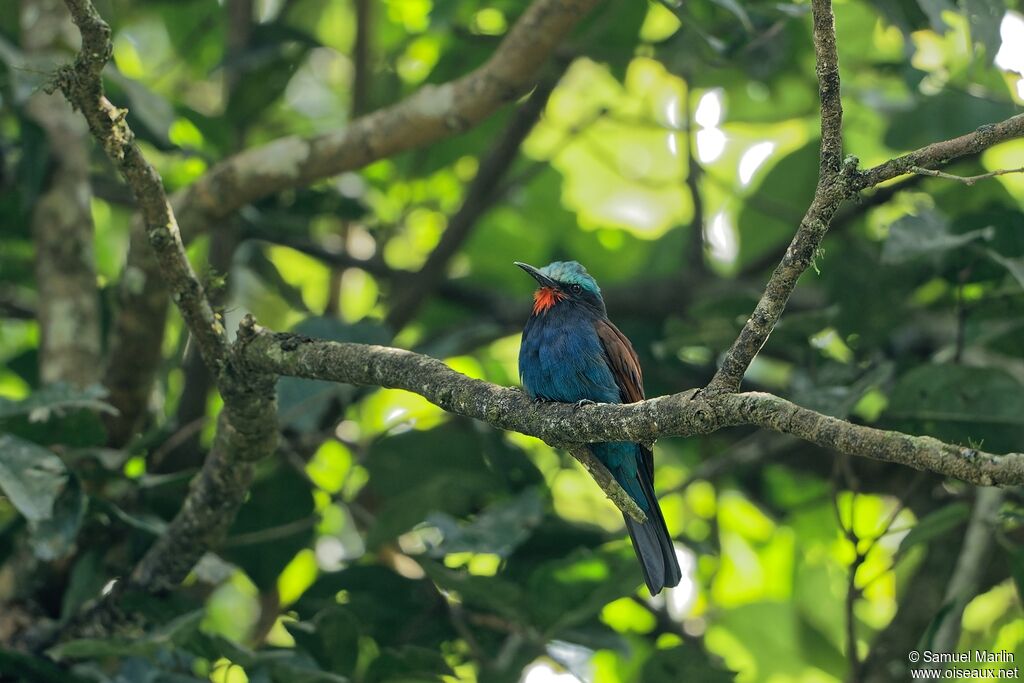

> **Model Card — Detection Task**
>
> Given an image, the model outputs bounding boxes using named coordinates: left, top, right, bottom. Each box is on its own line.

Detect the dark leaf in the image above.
left=364, top=645, right=453, bottom=683
left=426, top=486, right=545, bottom=558
left=885, top=364, right=1024, bottom=452
left=296, top=565, right=453, bottom=649
left=222, top=464, right=315, bottom=590
left=0, top=433, right=68, bottom=522
left=29, top=474, right=87, bottom=560
left=419, top=559, right=526, bottom=620
left=0, top=383, right=115, bottom=420
left=364, top=423, right=503, bottom=549
left=60, top=549, right=108, bottom=622
left=881, top=209, right=993, bottom=264
left=526, top=546, right=639, bottom=632
left=286, top=605, right=361, bottom=677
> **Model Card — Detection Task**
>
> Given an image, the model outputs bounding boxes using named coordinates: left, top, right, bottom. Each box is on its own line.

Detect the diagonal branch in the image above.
left=707, top=0, right=846, bottom=394
left=54, top=0, right=227, bottom=374
left=706, top=2, right=1024, bottom=396
left=923, top=487, right=1005, bottom=665
left=53, top=0, right=277, bottom=640
left=237, top=323, right=1024, bottom=488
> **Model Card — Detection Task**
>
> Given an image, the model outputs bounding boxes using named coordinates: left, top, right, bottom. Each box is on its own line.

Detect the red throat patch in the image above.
left=532, top=287, right=565, bottom=315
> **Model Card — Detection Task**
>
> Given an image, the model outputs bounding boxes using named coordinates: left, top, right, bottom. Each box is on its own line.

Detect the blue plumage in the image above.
left=516, top=260, right=681, bottom=594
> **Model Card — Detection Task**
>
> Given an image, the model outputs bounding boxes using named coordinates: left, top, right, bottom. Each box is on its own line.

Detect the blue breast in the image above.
left=519, top=304, right=641, bottom=485
left=519, top=305, right=620, bottom=405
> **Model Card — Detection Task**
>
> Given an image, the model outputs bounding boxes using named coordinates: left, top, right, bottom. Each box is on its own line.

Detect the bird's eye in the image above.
left=570, top=284, right=582, bottom=294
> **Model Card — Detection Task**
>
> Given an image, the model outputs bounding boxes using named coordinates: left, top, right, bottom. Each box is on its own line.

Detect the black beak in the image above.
left=514, top=262, right=559, bottom=289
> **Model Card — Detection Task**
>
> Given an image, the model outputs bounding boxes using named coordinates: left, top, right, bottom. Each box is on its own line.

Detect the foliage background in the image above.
left=1, top=0, right=1024, bottom=681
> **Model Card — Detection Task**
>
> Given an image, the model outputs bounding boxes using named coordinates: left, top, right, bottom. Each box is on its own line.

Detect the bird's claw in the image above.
left=574, top=399, right=597, bottom=409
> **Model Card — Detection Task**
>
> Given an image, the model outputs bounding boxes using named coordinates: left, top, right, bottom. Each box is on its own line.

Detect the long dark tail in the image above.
left=621, top=447, right=681, bottom=595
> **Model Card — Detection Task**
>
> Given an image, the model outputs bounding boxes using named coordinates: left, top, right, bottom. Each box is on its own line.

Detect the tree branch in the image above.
left=236, top=322, right=1024, bottom=488
left=925, top=487, right=1005, bottom=665
left=909, top=165, right=1024, bottom=186
left=705, top=1, right=1024, bottom=395
left=53, top=0, right=278, bottom=640
left=856, top=114, right=1024, bottom=189
left=54, top=0, right=228, bottom=374
left=707, top=0, right=846, bottom=394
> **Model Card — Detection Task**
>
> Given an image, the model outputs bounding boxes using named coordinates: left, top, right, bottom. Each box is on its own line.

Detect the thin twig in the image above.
left=910, top=165, right=1024, bottom=186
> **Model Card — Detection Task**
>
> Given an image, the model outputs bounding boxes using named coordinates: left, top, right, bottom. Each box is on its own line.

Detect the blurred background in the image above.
left=1, top=0, right=1023, bottom=681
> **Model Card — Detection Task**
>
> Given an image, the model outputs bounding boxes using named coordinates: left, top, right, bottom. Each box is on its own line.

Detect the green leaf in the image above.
left=881, top=209, right=993, bottom=264
left=419, top=559, right=526, bottom=621
left=426, top=486, right=545, bottom=558
left=885, top=364, right=1024, bottom=452
left=709, top=0, right=753, bottom=32
left=0, top=646, right=92, bottom=683
left=526, top=546, right=639, bottom=632
left=296, top=565, right=455, bottom=650
left=60, top=549, right=108, bottom=622
left=896, top=502, right=971, bottom=560
left=0, top=433, right=68, bottom=522
left=885, top=91, right=1017, bottom=151
left=223, top=464, right=315, bottom=591
left=1004, top=543, right=1024, bottom=601
left=29, top=474, right=87, bottom=560
left=50, top=610, right=205, bottom=660
left=364, top=423, right=504, bottom=549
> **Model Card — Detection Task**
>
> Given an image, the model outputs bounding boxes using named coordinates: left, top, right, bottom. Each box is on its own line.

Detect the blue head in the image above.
left=515, top=260, right=606, bottom=317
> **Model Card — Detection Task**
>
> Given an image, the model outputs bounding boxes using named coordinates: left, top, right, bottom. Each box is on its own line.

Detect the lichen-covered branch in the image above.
left=237, top=323, right=1024, bottom=488
left=707, top=0, right=846, bottom=394
left=53, top=0, right=278, bottom=640
left=705, top=2, right=1024, bottom=395
left=54, top=0, right=227, bottom=374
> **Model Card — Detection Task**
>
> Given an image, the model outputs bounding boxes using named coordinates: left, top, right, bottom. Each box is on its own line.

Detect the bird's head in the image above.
left=515, top=260, right=605, bottom=316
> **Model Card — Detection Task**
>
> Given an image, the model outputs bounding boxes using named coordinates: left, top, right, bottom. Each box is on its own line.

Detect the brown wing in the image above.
left=594, top=318, right=645, bottom=404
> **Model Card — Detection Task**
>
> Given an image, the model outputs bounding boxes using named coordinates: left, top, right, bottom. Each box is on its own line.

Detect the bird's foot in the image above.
left=574, top=399, right=597, bottom=409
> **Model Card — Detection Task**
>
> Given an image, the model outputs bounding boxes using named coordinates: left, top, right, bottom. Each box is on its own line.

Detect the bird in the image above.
left=516, top=260, right=681, bottom=595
